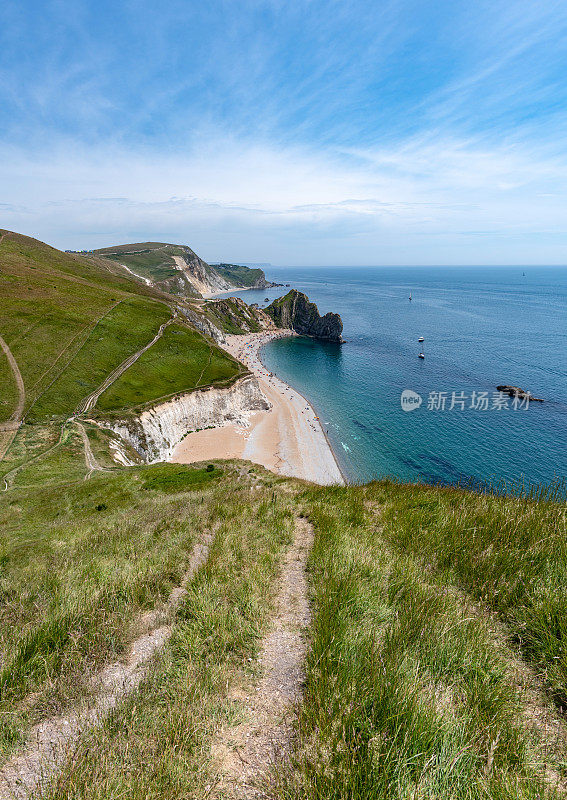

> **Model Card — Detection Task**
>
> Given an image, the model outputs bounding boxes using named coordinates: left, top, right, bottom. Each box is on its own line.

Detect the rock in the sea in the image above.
left=496, top=385, right=544, bottom=402
left=265, top=290, right=344, bottom=342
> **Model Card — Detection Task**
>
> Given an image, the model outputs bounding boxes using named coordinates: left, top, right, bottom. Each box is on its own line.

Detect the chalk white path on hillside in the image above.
left=75, top=317, right=173, bottom=414
left=0, top=530, right=214, bottom=800
left=118, top=262, right=154, bottom=286
left=172, top=330, right=344, bottom=486
left=0, top=335, right=25, bottom=460
left=74, top=420, right=105, bottom=478
left=0, top=335, right=25, bottom=429
left=212, top=517, right=314, bottom=798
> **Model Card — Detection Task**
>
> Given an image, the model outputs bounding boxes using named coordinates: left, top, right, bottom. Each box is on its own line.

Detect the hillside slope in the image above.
left=211, top=262, right=279, bottom=290
left=0, top=455, right=565, bottom=800
left=0, top=231, right=245, bottom=477
left=91, top=243, right=275, bottom=297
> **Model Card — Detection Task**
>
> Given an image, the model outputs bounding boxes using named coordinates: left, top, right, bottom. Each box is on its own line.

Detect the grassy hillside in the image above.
left=91, top=243, right=272, bottom=295
left=0, top=231, right=244, bottom=478
left=2, top=231, right=565, bottom=800
left=0, top=421, right=565, bottom=799
left=92, top=242, right=188, bottom=285
left=97, top=323, right=246, bottom=412
left=213, top=262, right=269, bottom=288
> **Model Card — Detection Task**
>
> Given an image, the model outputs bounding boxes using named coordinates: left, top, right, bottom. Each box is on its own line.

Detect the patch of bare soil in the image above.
left=211, top=517, right=313, bottom=799
left=0, top=531, right=213, bottom=800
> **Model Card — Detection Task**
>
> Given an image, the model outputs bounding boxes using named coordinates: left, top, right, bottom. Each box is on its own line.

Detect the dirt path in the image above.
left=0, top=530, right=214, bottom=800
left=74, top=420, right=105, bottom=478
left=75, top=317, right=173, bottom=414
left=212, top=517, right=313, bottom=799
left=0, top=335, right=25, bottom=460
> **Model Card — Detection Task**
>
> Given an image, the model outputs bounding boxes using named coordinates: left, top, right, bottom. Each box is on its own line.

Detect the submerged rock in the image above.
left=496, top=385, right=544, bottom=402
left=265, top=290, right=344, bottom=342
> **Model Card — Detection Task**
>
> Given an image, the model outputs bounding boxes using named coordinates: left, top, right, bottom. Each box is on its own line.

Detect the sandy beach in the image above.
left=171, top=329, right=344, bottom=485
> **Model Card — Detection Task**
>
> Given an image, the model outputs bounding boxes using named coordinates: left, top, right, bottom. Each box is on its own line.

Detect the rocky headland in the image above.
left=264, top=289, right=344, bottom=342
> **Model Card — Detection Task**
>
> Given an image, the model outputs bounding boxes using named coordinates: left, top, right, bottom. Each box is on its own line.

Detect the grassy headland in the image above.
left=1, top=230, right=565, bottom=799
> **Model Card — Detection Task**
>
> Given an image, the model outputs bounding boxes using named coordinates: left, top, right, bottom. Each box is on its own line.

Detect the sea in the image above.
left=215, top=266, right=567, bottom=489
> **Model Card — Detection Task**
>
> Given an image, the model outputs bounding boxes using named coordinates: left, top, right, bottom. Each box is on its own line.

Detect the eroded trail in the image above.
left=75, top=317, right=172, bottom=415
left=212, top=517, right=313, bottom=799
left=0, top=530, right=214, bottom=800
left=0, top=335, right=25, bottom=460
left=74, top=420, right=105, bottom=478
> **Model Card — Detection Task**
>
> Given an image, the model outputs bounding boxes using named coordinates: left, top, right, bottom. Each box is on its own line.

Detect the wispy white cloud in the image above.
left=1, top=0, right=567, bottom=263
left=2, top=131, right=566, bottom=263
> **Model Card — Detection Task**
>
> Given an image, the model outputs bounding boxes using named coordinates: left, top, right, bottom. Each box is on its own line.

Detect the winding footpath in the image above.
left=74, top=420, right=105, bottom=478
left=0, top=530, right=215, bottom=800
left=75, top=317, right=173, bottom=414
left=0, top=335, right=25, bottom=460
left=212, top=517, right=314, bottom=799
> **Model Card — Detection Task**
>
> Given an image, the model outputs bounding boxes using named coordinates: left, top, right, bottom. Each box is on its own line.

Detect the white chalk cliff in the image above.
left=107, top=375, right=270, bottom=462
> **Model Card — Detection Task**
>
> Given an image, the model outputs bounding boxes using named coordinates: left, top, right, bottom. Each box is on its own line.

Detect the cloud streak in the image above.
left=0, top=0, right=566, bottom=263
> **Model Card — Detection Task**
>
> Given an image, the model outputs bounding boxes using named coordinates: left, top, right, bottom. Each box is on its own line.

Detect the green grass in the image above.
left=0, top=463, right=237, bottom=758
left=0, top=231, right=233, bottom=476
left=1, top=452, right=565, bottom=798
left=373, top=481, right=567, bottom=708
left=27, top=298, right=172, bottom=421
left=273, top=484, right=561, bottom=799
left=96, top=323, right=245, bottom=412
left=0, top=348, right=19, bottom=423
left=93, top=243, right=190, bottom=284
left=10, top=424, right=87, bottom=487
left=203, top=297, right=264, bottom=335
left=41, top=471, right=294, bottom=800
left=214, top=263, right=267, bottom=288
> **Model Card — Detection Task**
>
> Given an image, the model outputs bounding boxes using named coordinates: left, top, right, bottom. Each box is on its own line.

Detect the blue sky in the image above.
left=1, top=0, right=567, bottom=264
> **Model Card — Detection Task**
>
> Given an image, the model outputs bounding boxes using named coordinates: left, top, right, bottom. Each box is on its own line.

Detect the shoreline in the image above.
left=256, top=336, right=348, bottom=484
left=171, top=329, right=345, bottom=486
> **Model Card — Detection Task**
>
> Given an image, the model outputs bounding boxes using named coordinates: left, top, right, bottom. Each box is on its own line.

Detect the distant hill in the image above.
left=0, top=230, right=244, bottom=471
left=210, top=263, right=279, bottom=290
left=90, top=243, right=276, bottom=297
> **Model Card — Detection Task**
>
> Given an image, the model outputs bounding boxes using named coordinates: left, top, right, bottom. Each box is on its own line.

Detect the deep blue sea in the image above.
left=216, top=266, right=567, bottom=488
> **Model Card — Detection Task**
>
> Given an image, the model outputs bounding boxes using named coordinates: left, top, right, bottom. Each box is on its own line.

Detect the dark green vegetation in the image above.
left=213, top=262, right=271, bottom=288
left=265, top=289, right=344, bottom=342
left=97, top=324, right=244, bottom=412
left=202, top=296, right=264, bottom=335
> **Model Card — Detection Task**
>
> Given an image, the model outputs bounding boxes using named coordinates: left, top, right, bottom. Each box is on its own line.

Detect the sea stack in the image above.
left=265, top=289, right=344, bottom=342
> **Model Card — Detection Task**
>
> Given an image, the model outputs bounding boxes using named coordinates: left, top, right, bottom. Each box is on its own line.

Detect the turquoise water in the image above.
left=216, top=267, right=567, bottom=486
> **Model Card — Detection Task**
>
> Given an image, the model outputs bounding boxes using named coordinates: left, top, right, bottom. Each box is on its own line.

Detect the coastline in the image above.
left=171, top=329, right=345, bottom=486
left=202, top=284, right=282, bottom=299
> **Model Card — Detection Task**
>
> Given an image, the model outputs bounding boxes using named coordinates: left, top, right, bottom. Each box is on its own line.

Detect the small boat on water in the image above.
left=418, top=352, right=425, bottom=359
left=418, top=336, right=424, bottom=342
left=409, top=292, right=412, bottom=301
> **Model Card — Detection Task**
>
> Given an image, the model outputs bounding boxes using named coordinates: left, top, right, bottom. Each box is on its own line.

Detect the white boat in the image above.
left=418, top=336, right=424, bottom=342
left=418, top=352, right=425, bottom=359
